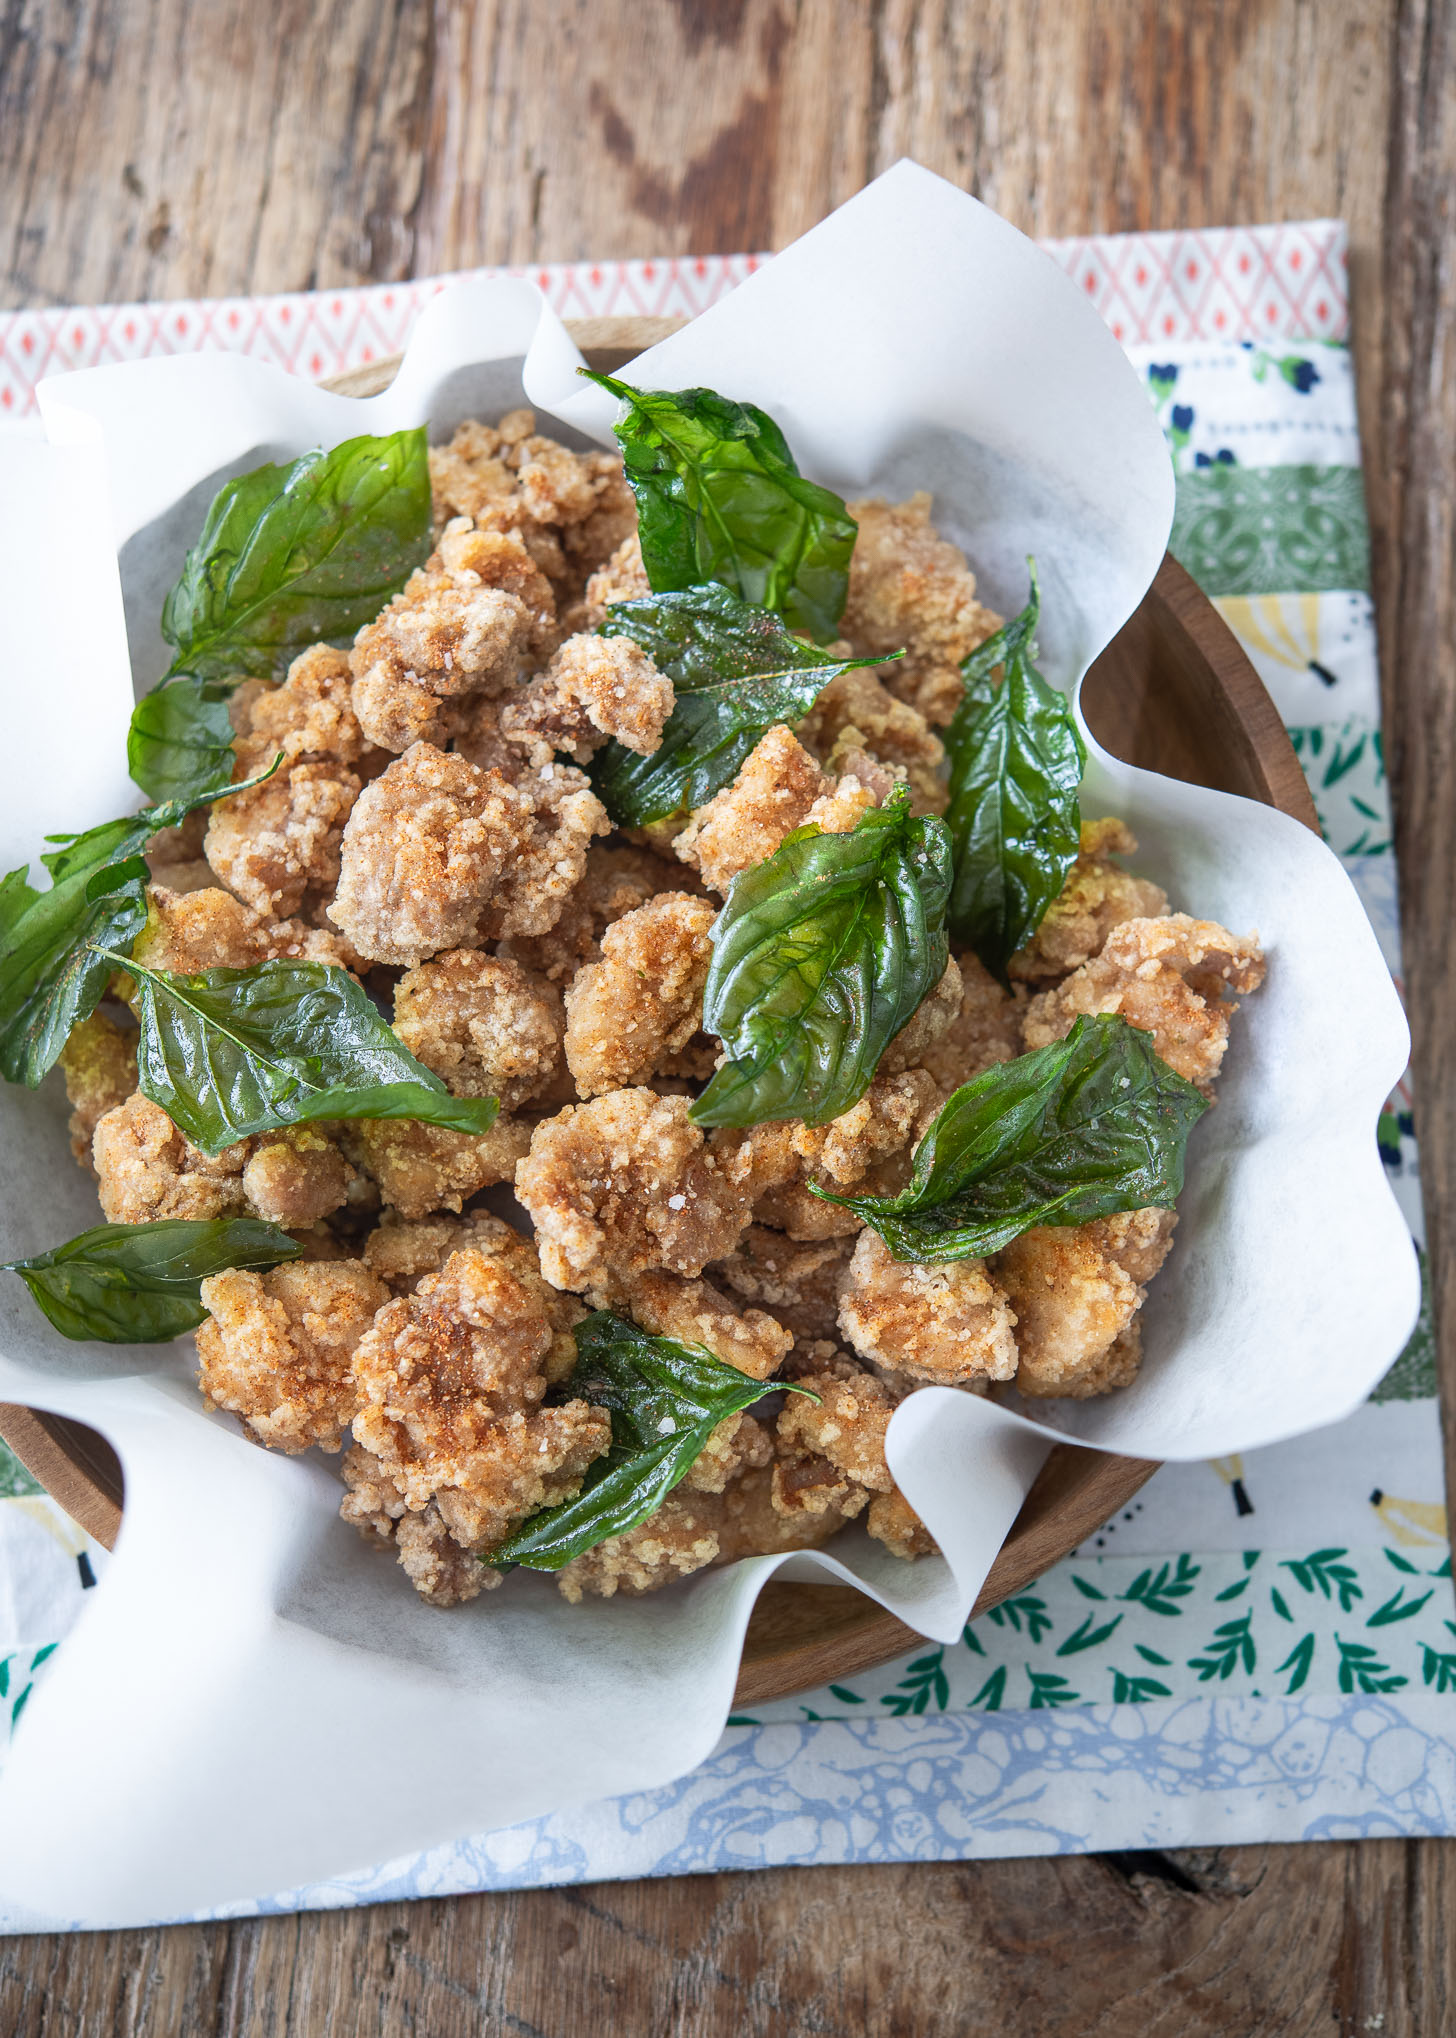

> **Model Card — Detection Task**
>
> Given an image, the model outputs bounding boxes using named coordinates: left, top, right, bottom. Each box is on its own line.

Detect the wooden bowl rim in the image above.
left=0, top=314, right=1314, bottom=1706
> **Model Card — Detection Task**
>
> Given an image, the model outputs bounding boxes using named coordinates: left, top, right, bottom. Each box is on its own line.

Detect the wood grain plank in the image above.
left=3, top=1840, right=1456, bottom=2036
left=2, top=0, right=1455, bottom=2030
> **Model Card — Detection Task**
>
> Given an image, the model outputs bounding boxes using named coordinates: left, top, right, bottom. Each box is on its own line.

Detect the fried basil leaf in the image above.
left=690, top=786, right=952, bottom=1130
left=943, top=565, right=1086, bottom=978
left=0, top=764, right=280, bottom=1089
left=815, top=1014, right=1208, bottom=1261
left=115, top=955, right=500, bottom=1154
left=490, top=1311, right=813, bottom=1571
left=159, top=427, right=431, bottom=683
left=127, top=674, right=238, bottom=804
left=582, top=372, right=857, bottom=642
left=2, top=1217, right=303, bottom=1344
left=590, top=584, right=889, bottom=826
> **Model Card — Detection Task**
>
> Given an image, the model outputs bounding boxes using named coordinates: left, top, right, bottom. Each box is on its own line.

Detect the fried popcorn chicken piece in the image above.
left=993, top=1208, right=1176, bottom=1398
left=570, top=531, right=651, bottom=631
left=799, top=665, right=948, bottom=814
left=348, top=1113, right=532, bottom=1221
left=196, top=1261, right=388, bottom=1452
left=133, top=884, right=360, bottom=976
left=866, top=1488, right=938, bottom=1559
left=205, top=760, right=361, bottom=918
left=476, top=753, right=611, bottom=943
left=350, top=1246, right=611, bottom=1555
left=916, top=951, right=1026, bottom=1092
left=554, top=1448, right=849, bottom=1601
left=430, top=416, right=635, bottom=597
left=60, top=1011, right=137, bottom=1167
left=589, top=1266, right=792, bottom=1382
left=240, top=1125, right=359, bottom=1229
left=231, top=644, right=372, bottom=767
left=349, top=522, right=555, bottom=753
left=363, top=1210, right=583, bottom=1379
left=881, top=958, right=963, bottom=1076
left=708, top=1228, right=854, bottom=1347
left=393, top=950, right=564, bottom=1108
left=92, top=1091, right=357, bottom=1229
left=713, top=1069, right=942, bottom=1243
left=838, top=1228, right=1019, bottom=1386
left=330, top=742, right=606, bottom=966
left=93, top=1092, right=250, bottom=1224
left=1021, top=913, right=1265, bottom=1095
left=672, top=726, right=834, bottom=893
left=500, top=632, right=674, bottom=763
left=497, top=841, right=695, bottom=984
left=1009, top=818, right=1170, bottom=982
left=840, top=494, right=1002, bottom=725
left=563, top=893, right=716, bottom=1097
left=516, top=1089, right=754, bottom=1291
left=342, top=1440, right=496, bottom=1606
left=772, top=1357, right=893, bottom=1522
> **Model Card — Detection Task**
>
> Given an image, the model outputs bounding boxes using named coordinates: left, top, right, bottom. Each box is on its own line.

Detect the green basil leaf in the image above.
left=160, top=428, right=431, bottom=683
left=113, top=953, right=499, bottom=1154
left=127, top=675, right=238, bottom=805
left=815, top=1013, right=1208, bottom=1261
left=582, top=372, right=857, bottom=642
left=590, top=584, right=890, bottom=826
left=690, top=785, right=952, bottom=1130
left=491, top=1310, right=811, bottom=1571
left=0, top=764, right=280, bottom=1089
left=943, top=564, right=1086, bottom=978
left=2, top=1217, right=303, bottom=1344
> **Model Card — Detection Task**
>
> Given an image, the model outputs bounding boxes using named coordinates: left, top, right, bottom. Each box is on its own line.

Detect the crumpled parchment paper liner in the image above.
left=0, top=163, right=1415, bottom=1921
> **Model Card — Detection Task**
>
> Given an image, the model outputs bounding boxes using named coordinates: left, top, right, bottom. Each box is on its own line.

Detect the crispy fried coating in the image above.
left=881, top=958, right=963, bottom=1076
left=867, top=1488, right=938, bottom=1559
left=93, top=1092, right=250, bottom=1224
left=772, top=1358, right=893, bottom=1523
left=708, top=1228, right=853, bottom=1347
left=554, top=1451, right=850, bottom=1601
left=133, top=884, right=359, bottom=975
left=239, top=1124, right=360, bottom=1228
left=497, top=842, right=698, bottom=983
left=349, top=521, right=556, bottom=752
left=840, top=494, right=1002, bottom=725
left=563, top=892, right=716, bottom=1096
left=205, top=759, right=360, bottom=918
left=393, top=950, right=564, bottom=1107
left=916, top=951, right=1026, bottom=1092
left=1021, top=913, right=1265, bottom=1095
left=60, top=1011, right=137, bottom=1167
left=1009, top=819, right=1169, bottom=982
left=673, top=726, right=872, bottom=893
left=572, top=531, right=651, bottom=631
left=92, top=1091, right=357, bottom=1228
left=349, top=1246, right=611, bottom=1554
left=588, top=1266, right=792, bottom=1382
left=714, top=1070, right=942, bottom=1243
left=993, top=1208, right=1176, bottom=1398
left=799, top=665, right=947, bottom=814
left=838, top=1228, right=1019, bottom=1386
left=347, top=1113, right=532, bottom=1221
left=330, top=741, right=608, bottom=966
left=500, top=632, right=674, bottom=763
left=516, top=1088, right=754, bottom=1291
left=363, top=1210, right=583, bottom=1376
left=196, top=1260, right=388, bottom=1452
left=342, top=1439, right=498, bottom=1606
left=232, top=644, right=372, bottom=766
left=429, top=414, right=635, bottom=596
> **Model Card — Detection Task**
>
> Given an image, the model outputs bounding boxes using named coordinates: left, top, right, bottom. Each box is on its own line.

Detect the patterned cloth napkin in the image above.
left=0, top=220, right=1446, bottom=1928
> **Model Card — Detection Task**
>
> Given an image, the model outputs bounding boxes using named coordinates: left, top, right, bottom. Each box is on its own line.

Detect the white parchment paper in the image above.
left=0, top=163, right=1416, bottom=1922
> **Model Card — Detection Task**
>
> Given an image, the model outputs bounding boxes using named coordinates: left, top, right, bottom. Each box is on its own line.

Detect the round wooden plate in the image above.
left=0, top=317, right=1318, bottom=1707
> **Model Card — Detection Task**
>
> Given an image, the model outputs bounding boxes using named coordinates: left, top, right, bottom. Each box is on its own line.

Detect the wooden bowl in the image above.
left=0, top=316, right=1318, bottom=1708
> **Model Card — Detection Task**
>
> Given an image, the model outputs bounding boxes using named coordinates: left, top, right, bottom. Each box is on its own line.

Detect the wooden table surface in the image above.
left=2, top=1, right=1453, bottom=2030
